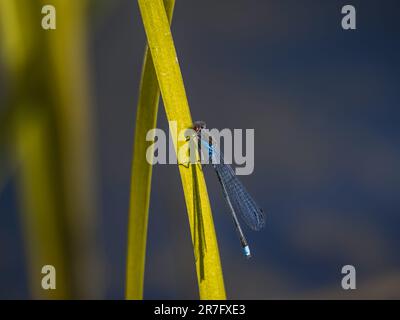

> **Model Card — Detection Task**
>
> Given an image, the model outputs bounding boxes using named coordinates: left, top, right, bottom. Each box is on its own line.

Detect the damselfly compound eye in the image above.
left=193, top=121, right=206, bottom=132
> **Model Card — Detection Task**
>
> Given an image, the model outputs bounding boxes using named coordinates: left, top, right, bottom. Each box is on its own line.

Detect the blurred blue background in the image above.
left=1, top=0, right=400, bottom=299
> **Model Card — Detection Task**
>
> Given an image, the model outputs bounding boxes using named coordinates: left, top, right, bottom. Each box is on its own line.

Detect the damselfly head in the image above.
left=193, top=121, right=206, bottom=133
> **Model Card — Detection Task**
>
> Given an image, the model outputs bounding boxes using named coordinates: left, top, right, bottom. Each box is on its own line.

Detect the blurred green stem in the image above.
left=0, top=0, right=102, bottom=298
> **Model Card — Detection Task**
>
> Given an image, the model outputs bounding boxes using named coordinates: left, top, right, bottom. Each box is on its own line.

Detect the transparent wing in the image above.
left=198, top=132, right=265, bottom=230
left=214, top=161, right=265, bottom=231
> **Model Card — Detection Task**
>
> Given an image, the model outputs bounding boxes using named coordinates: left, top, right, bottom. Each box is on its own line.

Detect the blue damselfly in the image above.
left=192, top=121, right=265, bottom=258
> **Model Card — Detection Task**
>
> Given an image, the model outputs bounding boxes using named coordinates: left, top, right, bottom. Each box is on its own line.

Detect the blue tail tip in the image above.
left=243, top=245, right=251, bottom=258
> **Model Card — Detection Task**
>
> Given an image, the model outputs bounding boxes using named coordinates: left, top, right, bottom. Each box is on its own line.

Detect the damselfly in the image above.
left=192, top=121, right=265, bottom=258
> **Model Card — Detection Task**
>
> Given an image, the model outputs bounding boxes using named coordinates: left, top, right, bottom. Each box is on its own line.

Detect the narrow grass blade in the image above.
left=125, top=0, right=176, bottom=301
left=137, top=0, right=226, bottom=299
